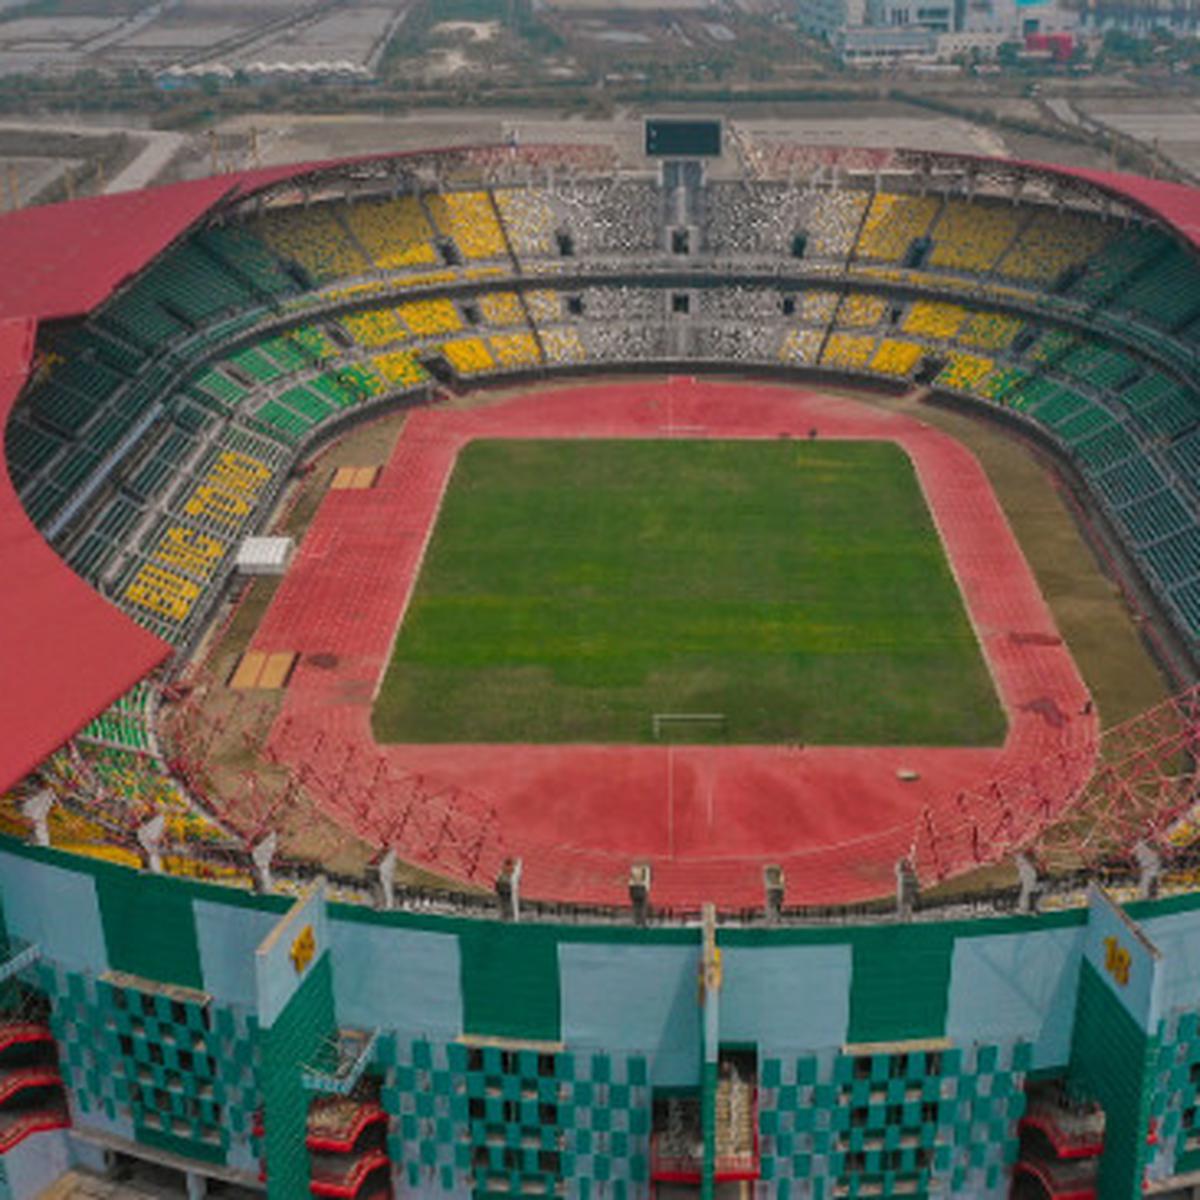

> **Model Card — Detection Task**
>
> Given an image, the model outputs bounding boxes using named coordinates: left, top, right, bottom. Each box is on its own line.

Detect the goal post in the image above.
left=652, top=713, right=727, bottom=741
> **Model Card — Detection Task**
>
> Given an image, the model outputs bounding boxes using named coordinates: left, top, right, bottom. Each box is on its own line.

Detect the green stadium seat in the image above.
left=4, top=417, right=63, bottom=479
left=1168, top=429, right=1200, bottom=481
left=259, top=336, right=308, bottom=373
left=1071, top=226, right=1170, bottom=303
left=279, top=385, right=334, bottom=425
left=1124, top=372, right=1200, bottom=437
left=1092, top=455, right=1164, bottom=508
left=1073, top=423, right=1139, bottom=474
left=1119, top=489, right=1193, bottom=546
left=227, top=347, right=283, bottom=385
left=193, top=369, right=247, bottom=410
left=255, top=401, right=309, bottom=442
left=1171, top=579, right=1200, bottom=636
left=1143, top=526, right=1200, bottom=587
left=1122, top=244, right=1200, bottom=330
left=195, top=225, right=299, bottom=299
left=67, top=532, right=119, bottom=581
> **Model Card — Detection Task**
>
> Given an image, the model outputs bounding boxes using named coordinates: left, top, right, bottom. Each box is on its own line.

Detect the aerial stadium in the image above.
left=0, top=122, right=1199, bottom=1200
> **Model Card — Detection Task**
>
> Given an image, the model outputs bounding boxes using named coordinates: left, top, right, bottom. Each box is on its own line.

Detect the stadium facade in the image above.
left=0, top=140, right=1198, bottom=1200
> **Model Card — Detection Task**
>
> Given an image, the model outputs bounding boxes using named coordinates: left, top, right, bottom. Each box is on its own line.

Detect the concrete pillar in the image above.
left=1016, top=853, right=1041, bottom=915
left=185, top=1170, right=207, bottom=1200
left=137, top=814, right=166, bottom=874
left=496, top=857, right=522, bottom=922
left=1134, top=840, right=1163, bottom=901
left=629, top=864, right=652, bottom=927
left=251, top=832, right=277, bottom=893
left=763, top=865, right=785, bottom=924
left=895, top=858, right=919, bottom=921
left=375, top=848, right=396, bottom=911
left=22, top=790, right=54, bottom=848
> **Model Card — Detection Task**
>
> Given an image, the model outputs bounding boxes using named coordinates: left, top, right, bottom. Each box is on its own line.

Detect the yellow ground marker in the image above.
left=257, top=651, right=298, bottom=690
left=331, top=465, right=380, bottom=490
left=229, top=651, right=266, bottom=690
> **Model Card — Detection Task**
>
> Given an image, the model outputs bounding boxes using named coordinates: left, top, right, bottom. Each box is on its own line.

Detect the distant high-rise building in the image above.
left=797, top=0, right=869, bottom=40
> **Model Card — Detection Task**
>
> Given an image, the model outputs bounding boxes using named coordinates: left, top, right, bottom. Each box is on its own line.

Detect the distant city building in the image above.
left=875, top=0, right=956, bottom=34
left=837, top=24, right=938, bottom=62
left=796, top=0, right=869, bottom=41
left=1079, top=0, right=1200, bottom=33
left=961, top=0, right=1078, bottom=36
left=935, top=28, right=1009, bottom=55
left=801, top=0, right=1078, bottom=62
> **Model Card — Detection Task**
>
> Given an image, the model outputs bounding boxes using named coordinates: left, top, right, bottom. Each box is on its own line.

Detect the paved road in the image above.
left=0, top=119, right=185, bottom=193
left=103, top=129, right=186, bottom=193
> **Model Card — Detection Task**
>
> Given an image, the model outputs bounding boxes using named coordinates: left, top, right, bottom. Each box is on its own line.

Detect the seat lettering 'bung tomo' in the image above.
left=124, top=450, right=271, bottom=624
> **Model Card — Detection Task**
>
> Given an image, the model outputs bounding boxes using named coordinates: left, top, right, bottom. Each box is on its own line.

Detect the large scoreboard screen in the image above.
left=645, top=118, right=722, bottom=158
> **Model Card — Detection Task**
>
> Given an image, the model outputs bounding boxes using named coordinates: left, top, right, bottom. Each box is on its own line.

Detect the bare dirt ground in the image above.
left=1076, top=96, right=1200, bottom=178
left=0, top=123, right=143, bottom=206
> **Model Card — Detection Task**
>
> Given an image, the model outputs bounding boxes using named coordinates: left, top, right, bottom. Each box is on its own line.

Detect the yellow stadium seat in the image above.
left=427, top=191, right=506, bottom=260
left=856, top=194, right=940, bottom=263
left=800, top=291, right=839, bottom=323
left=255, top=204, right=370, bottom=282
left=821, top=332, right=876, bottom=370
left=929, top=201, right=1022, bottom=273
left=938, top=351, right=995, bottom=392
left=480, top=292, right=526, bottom=327
left=372, top=351, right=428, bottom=388
left=342, top=307, right=407, bottom=347
left=839, top=293, right=888, bottom=328
left=870, top=340, right=923, bottom=377
left=397, top=299, right=462, bottom=337
left=958, top=310, right=1023, bottom=351
left=904, top=301, right=967, bottom=340
left=343, top=196, right=437, bottom=270
left=441, top=337, right=495, bottom=375
left=1000, top=209, right=1114, bottom=283
left=489, top=333, right=541, bottom=367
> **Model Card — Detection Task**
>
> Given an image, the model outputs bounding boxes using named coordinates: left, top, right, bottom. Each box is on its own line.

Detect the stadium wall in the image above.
left=6, top=842, right=1200, bottom=1196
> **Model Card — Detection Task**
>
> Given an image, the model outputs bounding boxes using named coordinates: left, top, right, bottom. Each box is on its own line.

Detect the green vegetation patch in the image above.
left=374, top=439, right=1005, bottom=745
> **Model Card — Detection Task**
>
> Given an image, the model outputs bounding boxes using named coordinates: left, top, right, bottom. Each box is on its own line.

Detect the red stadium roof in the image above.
left=0, top=177, right=237, bottom=323
left=0, top=161, right=326, bottom=324
left=0, top=317, right=169, bottom=791
left=1058, top=166, right=1200, bottom=249
left=0, top=147, right=1196, bottom=796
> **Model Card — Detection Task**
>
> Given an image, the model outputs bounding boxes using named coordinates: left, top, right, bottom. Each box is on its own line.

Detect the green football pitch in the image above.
left=373, top=439, right=1006, bottom=745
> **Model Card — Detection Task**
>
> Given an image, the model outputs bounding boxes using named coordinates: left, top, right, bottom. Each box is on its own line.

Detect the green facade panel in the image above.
left=459, top=922, right=560, bottom=1041
left=1070, top=959, right=1157, bottom=1200
left=258, top=953, right=336, bottom=1200
left=847, top=925, right=955, bottom=1044
left=95, top=869, right=202, bottom=989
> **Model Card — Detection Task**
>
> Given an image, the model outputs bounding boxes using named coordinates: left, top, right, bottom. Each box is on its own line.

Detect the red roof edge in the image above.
left=0, top=315, right=169, bottom=794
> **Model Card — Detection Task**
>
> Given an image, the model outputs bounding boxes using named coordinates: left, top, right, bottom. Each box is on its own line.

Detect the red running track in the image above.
left=252, top=380, right=1098, bottom=907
